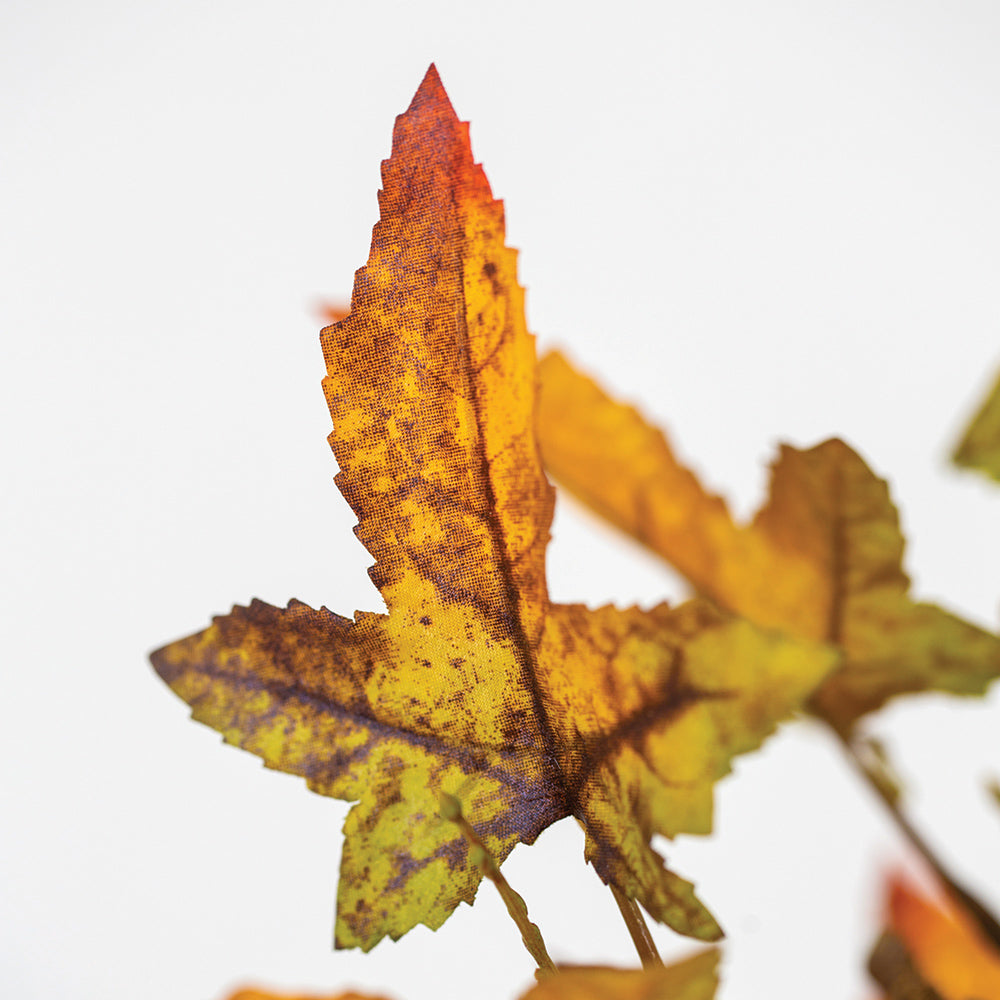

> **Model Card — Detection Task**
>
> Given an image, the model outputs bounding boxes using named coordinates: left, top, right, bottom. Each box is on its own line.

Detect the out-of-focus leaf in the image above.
left=222, top=949, right=718, bottom=1000
left=152, top=66, right=834, bottom=950
left=523, top=948, right=718, bottom=1000
left=537, top=352, right=1000, bottom=733
left=953, top=370, right=1000, bottom=483
left=226, top=991, right=390, bottom=1000
left=317, top=303, right=350, bottom=324
left=873, top=873, right=1000, bottom=1000
left=868, top=931, right=945, bottom=1000
left=987, top=777, right=1000, bottom=812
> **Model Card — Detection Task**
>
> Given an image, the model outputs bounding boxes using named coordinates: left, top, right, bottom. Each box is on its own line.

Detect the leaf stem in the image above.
left=609, top=882, right=663, bottom=968
left=835, top=729, right=1000, bottom=951
left=440, top=794, right=557, bottom=977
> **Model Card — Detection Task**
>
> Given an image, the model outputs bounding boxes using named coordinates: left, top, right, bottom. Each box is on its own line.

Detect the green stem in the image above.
left=440, top=794, right=557, bottom=977
left=836, top=729, right=1000, bottom=951
left=609, top=882, right=662, bottom=968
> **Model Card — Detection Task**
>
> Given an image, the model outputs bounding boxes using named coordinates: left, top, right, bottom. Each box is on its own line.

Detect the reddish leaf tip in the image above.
left=407, top=62, right=455, bottom=119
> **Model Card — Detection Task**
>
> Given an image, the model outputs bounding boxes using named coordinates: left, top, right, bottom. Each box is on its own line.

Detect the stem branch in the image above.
left=836, top=730, right=1000, bottom=951
left=440, top=794, right=557, bottom=977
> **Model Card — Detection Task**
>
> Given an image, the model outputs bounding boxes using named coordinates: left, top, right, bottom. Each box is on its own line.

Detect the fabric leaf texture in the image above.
left=151, top=67, right=834, bottom=950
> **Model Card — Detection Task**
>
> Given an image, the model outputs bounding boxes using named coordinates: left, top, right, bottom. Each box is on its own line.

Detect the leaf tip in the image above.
left=408, top=62, right=453, bottom=117
left=148, top=642, right=181, bottom=686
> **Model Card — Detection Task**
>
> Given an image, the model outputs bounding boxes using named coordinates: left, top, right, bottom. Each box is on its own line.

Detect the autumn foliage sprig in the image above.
left=152, top=66, right=1000, bottom=999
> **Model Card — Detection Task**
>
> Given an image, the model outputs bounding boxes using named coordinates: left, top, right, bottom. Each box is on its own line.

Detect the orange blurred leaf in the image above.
left=226, top=991, right=390, bottom=1000
left=317, top=302, right=350, bottom=325
left=221, top=949, right=717, bottom=1000
left=537, top=352, right=1000, bottom=733
left=874, top=873, right=1000, bottom=1000
left=151, top=67, right=834, bottom=950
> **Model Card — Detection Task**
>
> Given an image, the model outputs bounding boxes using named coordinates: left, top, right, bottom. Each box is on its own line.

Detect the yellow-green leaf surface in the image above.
left=151, top=66, right=835, bottom=950
left=537, top=352, right=1000, bottom=733
left=953, top=369, right=1000, bottom=483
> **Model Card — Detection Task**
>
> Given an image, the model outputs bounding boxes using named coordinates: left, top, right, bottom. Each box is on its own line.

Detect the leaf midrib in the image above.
left=449, top=205, right=568, bottom=811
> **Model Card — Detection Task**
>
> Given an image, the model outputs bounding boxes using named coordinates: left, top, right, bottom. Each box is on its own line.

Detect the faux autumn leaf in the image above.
left=223, top=948, right=718, bottom=1000
left=953, top=369, right=1000, bottom=483
left=524, top=949, right=719, bottom=1000
left=537, top=352, right=1000, bottom=733
left=227, top=992, right=389, bottom=1000
left=874, top=873, right=1000, bottom=1000
left=868, top=933, right=945, bottom=1000
left=151, top=66, right=834, bottom=950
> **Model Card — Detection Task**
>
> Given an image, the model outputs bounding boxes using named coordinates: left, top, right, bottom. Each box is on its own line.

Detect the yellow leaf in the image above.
left=151, top=66, right=835, bottom=950
left=537, top=351, right=1000, bottom=733
left=521, top=949, right=718, bottom=1000
left=876, top=873, right=1000, bottom=1000
left=953, top=369, right=1000, bottom=483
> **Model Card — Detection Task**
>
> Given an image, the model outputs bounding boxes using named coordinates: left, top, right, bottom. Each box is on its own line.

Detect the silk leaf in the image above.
left=537, top=351, right=1000, bottom=733
left=151, top=66, right=834, bottom=950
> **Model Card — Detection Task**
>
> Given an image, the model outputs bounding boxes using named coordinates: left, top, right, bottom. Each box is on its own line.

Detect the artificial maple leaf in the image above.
left=868, top=932, right=945, bottom=1000
left=536, top=352, right=1000, bottom=734
left=523, top=949, right=718, bottom=1000
left=869, top=873, right=1000, bottom=1000
left=151, top=66, right=835, bottom=950
left=227, top=992, right=388, bottom=1000
left=953, top=369, right=1000, bottom=484
left=222, top=949, right=718, bottom=1000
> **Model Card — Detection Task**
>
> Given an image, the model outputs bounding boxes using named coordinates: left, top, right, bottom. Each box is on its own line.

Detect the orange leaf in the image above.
left=879, top=873, right=1000, bottom=1000
left=151, top=66, right=834, bottom=950
left=537, top=352, right=1000, bottom=733
left=226, top=991, right=390, bottom=1000
left=317, top=303, right=350, bottom=325
left=221, top=949, right=718, bottom=1000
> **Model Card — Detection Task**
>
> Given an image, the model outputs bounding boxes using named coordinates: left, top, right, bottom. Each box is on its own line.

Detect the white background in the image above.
left=3, top=3, right=1000, bottom=998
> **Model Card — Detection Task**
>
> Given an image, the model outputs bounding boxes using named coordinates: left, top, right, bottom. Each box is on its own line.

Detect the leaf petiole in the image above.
left=440, top=793, right=558, bottom=978
left=839, top=731, right=1000, bottom=952
left=608, top=882, right=663, bottom=969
